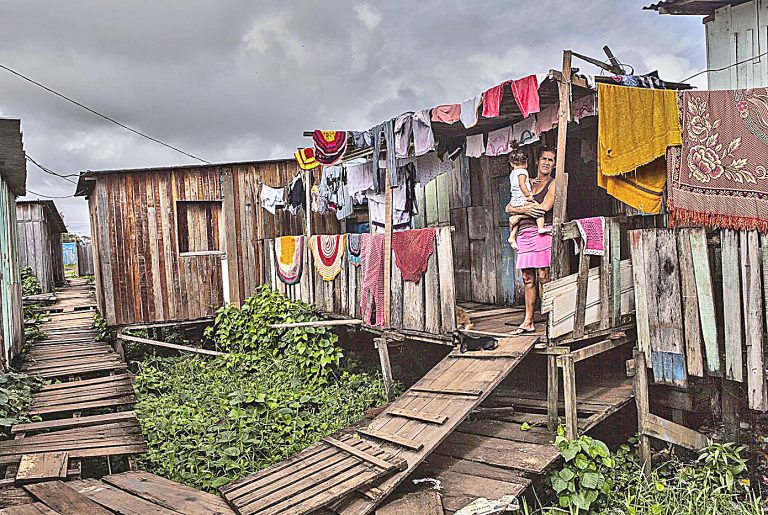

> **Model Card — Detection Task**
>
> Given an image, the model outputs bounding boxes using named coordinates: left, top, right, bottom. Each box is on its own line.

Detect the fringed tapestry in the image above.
left=668, top=88, right=768, bottom=232
left=347, top=233, right=362, bottom=267
left=309, top=234, right=347, bottom=281
left=391, top=228, right=437, bottom=283
left=274, top=236, right=304, bottom=285
left=313, top=130, right=348, bottom=166
left=295, top=147, right=319, bottom=170
left=360, top=233, right=385, bottom=327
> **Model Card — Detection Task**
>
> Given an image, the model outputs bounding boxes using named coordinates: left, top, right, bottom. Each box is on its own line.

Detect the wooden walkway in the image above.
left=221, top=335, right=539, bottom=515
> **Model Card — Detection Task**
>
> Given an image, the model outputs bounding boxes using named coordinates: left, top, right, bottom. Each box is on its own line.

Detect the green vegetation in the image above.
left=0, top=372, right=44, bottom=438
left=133, top=287, right=387, bottom=491
left=20, top=266, right=41, bottom=296
left=521, top=432, right=764, bottom=514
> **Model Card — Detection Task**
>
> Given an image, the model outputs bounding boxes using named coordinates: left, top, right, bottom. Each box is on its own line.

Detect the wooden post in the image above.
left=222, top=170, right=242, bottom=307
left=550, top=50, right=573, bottom=280
left=572, top=242, right=590, bottom=339
left=383, top=160, right=393, bottom=327
left=560, top=354, right=578, bottom=440
left=375, top=337, right=394, bottom=401
left=547, top=355, right=559, bottom=432
left=634, top=348, right=652, bottom=477
left=303, top=168, right=314, bottom=304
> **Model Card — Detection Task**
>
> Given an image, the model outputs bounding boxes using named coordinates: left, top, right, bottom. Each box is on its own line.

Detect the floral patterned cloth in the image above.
left=668, top=88, right=768, bottom=232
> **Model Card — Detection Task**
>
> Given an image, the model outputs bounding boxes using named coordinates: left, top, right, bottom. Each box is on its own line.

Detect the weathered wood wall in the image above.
left=0, top=179, right=23, bottom=368
left=16, top=202, right=65, bottom=293
left=263, top=227, right=457, bottom=336
left=76, top=240, right=94, bottom=276
left=87, top=161, right=339, bottom=327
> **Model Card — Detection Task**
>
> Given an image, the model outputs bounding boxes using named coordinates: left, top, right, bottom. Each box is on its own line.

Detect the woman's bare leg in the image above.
left=520, top=268, right=536, bottom=330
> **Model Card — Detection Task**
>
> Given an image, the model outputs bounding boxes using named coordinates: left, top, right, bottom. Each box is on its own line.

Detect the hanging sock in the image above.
left=309, top=234, right=347, bottom=281
left=360, top=233, right=385, bottom=326
left=392, top=228, right=437, bottom=283
left=275, top=236, right=304, bottom=285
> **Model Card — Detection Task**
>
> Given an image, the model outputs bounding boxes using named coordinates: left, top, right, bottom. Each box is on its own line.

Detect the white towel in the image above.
left=460, top=96, right=482, bottom=128
left=466, top=134, right=485, bottom=158
left=260, top=184, right=285, bottom=214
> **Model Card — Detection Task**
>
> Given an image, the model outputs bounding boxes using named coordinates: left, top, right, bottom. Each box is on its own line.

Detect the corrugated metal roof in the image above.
left=0, top=119, right=27, bottom=196
left=644, top=0, right=751, bottom=16
left=16, top=199, right=67, bottom=233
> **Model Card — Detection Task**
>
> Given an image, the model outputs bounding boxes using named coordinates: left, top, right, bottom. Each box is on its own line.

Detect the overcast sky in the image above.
left=0, top=0, right=706, bottom=235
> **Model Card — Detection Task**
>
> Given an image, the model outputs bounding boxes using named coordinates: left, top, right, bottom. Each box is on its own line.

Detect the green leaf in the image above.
left=559, top=467, right=575, bottom=481
left=520, top=422, right=531, bottom=431
left=551, top=476, right=568, bottom=493
left=580, top=471, right=599, bottom=489
left=574, top=453, right=590, bottom=470
left=560, top=443, right=579, bottom=462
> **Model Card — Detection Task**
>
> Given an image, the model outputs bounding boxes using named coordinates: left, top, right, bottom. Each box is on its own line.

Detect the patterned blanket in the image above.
left=275, top=236, right=303, bottom=285
left=347, top=233, right=362, bottom=267
left=309, top=234, right=347, bottom=281
left=669, top=88, right=768, bottom=232
left=313, top=130, right=348, bottom=166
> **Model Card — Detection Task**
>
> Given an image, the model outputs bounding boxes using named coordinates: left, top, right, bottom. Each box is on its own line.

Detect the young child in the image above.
left=507, top=150, right=549, bottom=250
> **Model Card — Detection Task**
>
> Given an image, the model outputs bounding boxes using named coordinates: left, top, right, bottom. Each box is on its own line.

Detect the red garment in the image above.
left=392, top=228, right=437, bottom=283
left=431, top=104, right=461, bottom=124
left=360, top=233, right=385, bottom=327
left=482, top=81, right=510, bottom=118
left=510, top=75, right=540, bottom=118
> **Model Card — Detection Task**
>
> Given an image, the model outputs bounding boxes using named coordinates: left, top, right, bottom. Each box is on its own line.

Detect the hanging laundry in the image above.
left=323, top=166, right=353, bottom=220
left=415, top=152, right=453, bottom=185
left=431, top=104, right=461, bottom=124
left=535, top=103, right=560, bottom=134
left=315, top=168, right=334, bottom=214
left=466, top=133, right=485, bottom=158
left=360, top=233, right=385, bottom=326
left=598, top=156, right=667, bottom=214
left=367, top=194, right=412, bottom=231
left=274, top=236, right=304, bottom=285
left=309, top=234, right=347, bottom=281
left=668, top=88, right=768, bottom=231
left=412, top=109, right=435, bottom=156
left=392, top=228, right=437, bottom=283
left=260, top=184, right=285, bottom=214
left=608, top=73, right=665, bottom=89
left=394, top=113, right=414, bottom=158
left=313, top=130, right=348, bottom=165
left=597, top=83, right=681, bottom=177
left=460, top=96, right=482, bottom=128
left=372, top=119, right=398, bottom=192
left=295, top=147, right=319, bottom=170
left=485, top=126, right=512, bottom=157
left=573, top=217, right=605, bottom=256
left=347, top=233, right=362, bottom=267
left=286, top=175, right=305, bottom=215
left=436, top=137, right=464, bottom=161
left=350, top=130, right=373, bottom=148
left=345, top=160, right=374, bottom=196
left=510, top=75, right=540, bottom=118
left=482, top=81, right=508, bottom=118
left=573, top=94, right=597, bottom=123
left=399, top=162, right=418, bottom=215
left=310, top=184, right=326, bottom=215
left=512, top=115, right=539, bottom=146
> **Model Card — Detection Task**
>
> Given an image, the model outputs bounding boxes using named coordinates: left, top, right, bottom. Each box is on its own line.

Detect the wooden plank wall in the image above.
left=16, top=203, right=55, bottom=293
left=76, top=241, right=95, bottom=276
left=0, top=179, right=23, bottom=368
left=89, top=161, right=340, bottom=327
left=263, top=227, right=457, bottom=335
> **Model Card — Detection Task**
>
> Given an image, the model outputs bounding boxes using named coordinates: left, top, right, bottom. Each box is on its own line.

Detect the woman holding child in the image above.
left=505, top=147, right=556, bottom=334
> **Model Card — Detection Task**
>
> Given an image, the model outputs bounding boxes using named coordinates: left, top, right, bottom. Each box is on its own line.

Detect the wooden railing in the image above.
left=263, top=226, right=457, bottom=337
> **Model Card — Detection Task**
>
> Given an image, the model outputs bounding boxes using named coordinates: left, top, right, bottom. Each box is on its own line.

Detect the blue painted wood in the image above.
left=652, top=350, right=687, bottom=386
left=496, top=176, right=523, bottom=304
left=0, top=178, right=22, bottom=366
left=62, top=241, right=77, bottom=265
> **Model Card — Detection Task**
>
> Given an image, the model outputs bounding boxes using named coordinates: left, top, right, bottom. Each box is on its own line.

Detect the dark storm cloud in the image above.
left=0, top=0, right=705, bottom=234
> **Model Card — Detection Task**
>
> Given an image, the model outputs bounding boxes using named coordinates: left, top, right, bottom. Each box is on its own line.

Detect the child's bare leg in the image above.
left=508, top=221, right=521, bottom=249
left=537, top=216, right=551, bottom=234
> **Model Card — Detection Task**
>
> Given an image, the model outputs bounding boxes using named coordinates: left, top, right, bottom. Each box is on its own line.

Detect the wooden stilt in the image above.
left=547, top=355, right=559, bottom=432
left=560, top=354, right=578, bottom=440
left=721, top=378, right=740, bottom=441
left=550, top=50, right=573, bottom=280
left=634, top=348, right=652, bottom=477
left=375, top=337, right=394, bottom=402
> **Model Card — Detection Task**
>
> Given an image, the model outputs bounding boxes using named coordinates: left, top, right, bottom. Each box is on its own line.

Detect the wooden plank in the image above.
left=643, top=413, right=708, bottom=451
left=69, top=479, right=180, bottom=515
left=23, top=481, right=112, bottom=515
left=436, top=227, right=456, bottom=333
left=634, top=349, right=651, bottom=477
left=629, top=230, right=651, bottom=364
left=572, top=244, right=590, bottom=339
left=386, top=408, right=448, bottom=425
left=562, top=354, right=578, bottom=440
left=423, top=245, right=441, bottom=334
left=12, top=413, right=138, bottom=435
left=375, top=490, right=442, bottom=515
left=390, top=252, right=403, bottom=329
left=357, top=429, right=424, bottom=451
left=408, top=386, right=482, bottom=397
left=722, top=229, right=743, bottom=381
left=689, top=228, right=719, bottom=375
left=383, top=169, right=392, bottom=327
left=375, top=338, right=394, bottom=402
left=117, top=334, right=224, bottom=356
left=741, top=230, right=767, bottom=411
left=550, top=50, right=572, bottom=279
left=15, top=452, right=68, bottom=483
left=676, top=229, right=704, bottom=377
left=324, top=437, right=403, bottom=472
left=268, top=319, right=362, bottom=329
left=401, top=275, right=424, bottom=331
left=0, top=502, right=59, bottom=515
left=566, top=335, right=631, bottom=363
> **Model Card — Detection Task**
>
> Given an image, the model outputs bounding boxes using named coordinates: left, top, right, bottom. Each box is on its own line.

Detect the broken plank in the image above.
left=116, top=334, right=224, bottom=356
left=0, top=502, right=59, bottom=515
left=11, top=413, right=138, bottom=435
left=408, top=387, right=482, bottom=397
left=643, top=413, right=708, bottom=451
left=23, top=481, right=112, bottom=515
left=357, top=429, right=424, bottom=451
left=677, top=229, right=704, bottom=377
left=69, top=479, right=180, bottom=515
left=689, top=228, right=719, bottom=375
left=15, top=452, right=68, bottom=484
left=324, top=437, right=405, bottom=471
left=741, top=230, right=767, bottom=411
left=386, top=408, right=448, bottom=425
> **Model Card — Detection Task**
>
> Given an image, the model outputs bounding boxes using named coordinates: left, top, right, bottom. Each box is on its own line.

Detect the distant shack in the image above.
left=75, top=159, right=340, bottom=328
left=16, top=200, right=67, bottom=293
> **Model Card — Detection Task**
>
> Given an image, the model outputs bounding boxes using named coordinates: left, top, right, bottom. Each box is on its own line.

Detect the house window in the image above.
left=177, top=201, right=225, bottom=255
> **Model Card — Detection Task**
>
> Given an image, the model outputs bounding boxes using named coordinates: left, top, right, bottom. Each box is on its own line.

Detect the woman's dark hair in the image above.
left=508, top=149, right=527, bottom=166
left=538, top=146, right=556, bottom=159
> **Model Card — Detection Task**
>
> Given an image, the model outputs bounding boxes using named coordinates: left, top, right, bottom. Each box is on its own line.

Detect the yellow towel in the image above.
left=597, top=157, right=667, bottom=214
left=597, top=83, right=681, bottom=176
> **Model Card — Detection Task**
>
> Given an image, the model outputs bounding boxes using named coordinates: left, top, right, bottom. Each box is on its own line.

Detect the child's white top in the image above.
left=509, top=167, right=531, bottom=207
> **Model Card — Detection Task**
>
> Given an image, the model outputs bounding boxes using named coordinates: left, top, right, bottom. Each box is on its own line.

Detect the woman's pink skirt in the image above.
left=516, top=226, right=552, bottom=270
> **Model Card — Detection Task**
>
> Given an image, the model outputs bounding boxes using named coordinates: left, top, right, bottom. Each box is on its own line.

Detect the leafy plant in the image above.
left=92, top=311, right=109, bottom=341
left=549, top=427, right=615, bottom=513
left=0, top=372, right=44, bottom=437
left=20, top=267, right=41, bottom=296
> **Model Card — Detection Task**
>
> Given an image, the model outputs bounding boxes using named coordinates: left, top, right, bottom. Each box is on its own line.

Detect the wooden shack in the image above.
left=76, top=238, right=94, bottom=276
left=0, top=119, right=27, bottom=370
left=16, top=200, right=67, bottom=293
left=76, top=159, right=340, bottom=328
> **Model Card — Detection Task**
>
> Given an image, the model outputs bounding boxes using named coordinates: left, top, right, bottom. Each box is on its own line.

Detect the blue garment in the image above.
left=372, top=119, right=399, bottom=193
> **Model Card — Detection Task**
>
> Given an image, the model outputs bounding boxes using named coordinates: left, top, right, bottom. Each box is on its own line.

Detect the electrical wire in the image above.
left=26, top=156, right=77, bottom=185
left=681, top=51, right=768, bottom=83
left=0, top=62, right=212, bottom=164
left=23, top=189, right=75, bottom=199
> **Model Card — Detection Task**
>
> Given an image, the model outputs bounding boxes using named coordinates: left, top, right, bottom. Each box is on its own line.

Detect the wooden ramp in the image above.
left=220, top=335, right=538, bottom=515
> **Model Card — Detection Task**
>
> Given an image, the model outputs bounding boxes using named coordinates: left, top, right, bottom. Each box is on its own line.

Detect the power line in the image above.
left=26, top=155, right=77, bottom=185
left=681, top=51, right=768, bottom=83
left=0, top=62, right=212, bottom=164
left=24, top=189, right=75, bottom=199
